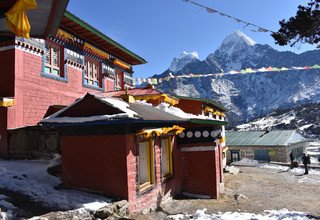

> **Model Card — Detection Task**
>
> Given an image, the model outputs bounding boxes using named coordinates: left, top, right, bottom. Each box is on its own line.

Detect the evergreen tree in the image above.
left=272, top=0, right=319, bottom=47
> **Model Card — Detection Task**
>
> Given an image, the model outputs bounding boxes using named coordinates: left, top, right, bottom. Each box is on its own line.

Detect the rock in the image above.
left=94, top=200, right=129, bottom=219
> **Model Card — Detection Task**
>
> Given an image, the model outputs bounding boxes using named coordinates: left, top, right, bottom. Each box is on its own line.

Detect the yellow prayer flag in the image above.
left=5, top=0, right=37, bottom=38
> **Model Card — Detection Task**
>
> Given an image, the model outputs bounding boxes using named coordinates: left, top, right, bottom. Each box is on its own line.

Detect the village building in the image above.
left=0, top=10, right=146, bottom=158
left=0, top=2, right=228, bottom=213
left=105, top=88, right=229, bottom=169
left=40, top=93, right=227, bottom=213
left=226, top=130, right=308, bottom=163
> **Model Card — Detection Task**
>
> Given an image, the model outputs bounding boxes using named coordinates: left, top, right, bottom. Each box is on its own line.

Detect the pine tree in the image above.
left=272, top=0, right=320, bottom=47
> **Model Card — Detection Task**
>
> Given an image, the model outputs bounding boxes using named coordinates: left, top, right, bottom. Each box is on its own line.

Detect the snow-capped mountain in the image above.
left=156, top=30, right=320, bottom=76
left=153, top=30, right=320, bottom=137
left=156, top=68, right=320, bottom=127
left=237, top=103, right=320, bottom=139
left=169, top=51, right=199, bottom=72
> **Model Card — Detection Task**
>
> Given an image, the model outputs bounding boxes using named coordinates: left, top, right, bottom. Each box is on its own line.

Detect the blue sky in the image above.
left=67, top=0, right=317, bottom=78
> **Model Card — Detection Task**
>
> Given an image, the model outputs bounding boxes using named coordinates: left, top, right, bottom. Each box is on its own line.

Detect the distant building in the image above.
left=226, top=130, right=308, bottom=163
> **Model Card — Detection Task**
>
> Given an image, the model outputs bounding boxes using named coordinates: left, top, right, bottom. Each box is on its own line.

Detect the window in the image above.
left=84, top=58, right=101, bottom=87
left=44, top=42, right=62, bottom=76
left=242, top=149, right=254, bottom=159
left=161, top=137, right=173, bottom=178
left=138, top=141, right=154, bottom=190
left=115, top=71, right=123, bottom=90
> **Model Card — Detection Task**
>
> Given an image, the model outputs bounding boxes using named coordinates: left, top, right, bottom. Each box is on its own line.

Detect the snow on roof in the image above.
left=41, top=94, right=138, bottom=124
left=156, top=102, right=218, bottom=121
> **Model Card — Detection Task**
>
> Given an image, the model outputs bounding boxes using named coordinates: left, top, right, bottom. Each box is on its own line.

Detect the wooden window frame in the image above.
left=44, top=41, right=64, bottom=78
left=84, top=57, right=102, bottom=88
left=161, top=136, right=173, bottom=180
left=138, top=139, right=155, bottom=192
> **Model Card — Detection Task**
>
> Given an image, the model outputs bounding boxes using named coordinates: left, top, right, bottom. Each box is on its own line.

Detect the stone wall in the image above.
left=227, top=143, right=308, bottom=163
left=8, top=126, right=59, bottom=159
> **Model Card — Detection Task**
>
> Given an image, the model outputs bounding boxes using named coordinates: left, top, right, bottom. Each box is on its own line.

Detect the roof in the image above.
left=174, top=95, right=227, bottom=111
left=226, top=130, right=305, bottom=147
left=128, top=102, right=185, bottom=122
left=60, top=11, right=146, bottom=66
left=0, top=0, right=69, bottom=38
left=40, top=93, right=187, bottom=125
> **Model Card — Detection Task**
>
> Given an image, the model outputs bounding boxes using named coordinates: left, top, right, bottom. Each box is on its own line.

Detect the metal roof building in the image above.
left=226, top=130, right=308, bottom=163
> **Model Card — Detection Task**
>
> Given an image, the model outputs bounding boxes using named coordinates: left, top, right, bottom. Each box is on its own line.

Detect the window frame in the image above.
left=138, top=140, right=155, bottom=192
left=42, top=40, right=65, bottom=80
left=84, top=56, right=103, bottom=88
left=161, top=136, right=174, bottom=180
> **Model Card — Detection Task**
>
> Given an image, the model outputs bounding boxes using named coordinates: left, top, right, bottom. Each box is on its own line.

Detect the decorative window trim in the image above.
left=83, top=56, right=104, bottom=89
left=41, top=40, right=67, bottom=82
left=161, top=136, right=174, bottom=181
left=137, top=139, right=155, bottom=193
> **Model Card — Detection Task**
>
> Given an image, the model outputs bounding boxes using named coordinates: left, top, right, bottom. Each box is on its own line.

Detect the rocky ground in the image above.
left=132, top=166, right=320, bottom=219
left=2, top=165, right=320, bottom=219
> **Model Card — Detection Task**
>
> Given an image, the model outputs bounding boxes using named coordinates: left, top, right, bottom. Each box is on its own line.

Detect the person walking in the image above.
left=302, top=152, right=311, bottom=174
left=290, top=151, right=294, bottom=169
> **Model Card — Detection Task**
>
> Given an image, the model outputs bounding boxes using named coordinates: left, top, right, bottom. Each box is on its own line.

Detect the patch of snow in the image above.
left=0, top=159, right=110, bottom=211
left=299, top=124, right=313, bottom=130
left=168, top=208, right=310, bottom=220
left=260, top=164, right=320, bottom=175
left=231, top=158, right=259, bottom=167
left=48, top=154, right=61, bottom=168
left=156, top=102, right=217, bottom=121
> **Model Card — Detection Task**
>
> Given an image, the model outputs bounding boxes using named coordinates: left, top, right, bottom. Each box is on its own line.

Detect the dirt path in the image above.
left=141, top=166, right=320, bottom=219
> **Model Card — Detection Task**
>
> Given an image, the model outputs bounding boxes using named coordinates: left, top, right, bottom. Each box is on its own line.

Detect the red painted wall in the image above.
left=0, top=107, right=8, bottom=157
left=7, top=49, right=116, bottom=129
left=0, top=49, right=15, bottom=97
left=61, top=134, right=129, bottom=199
left=175, top=99, right=202, bottom=115
left=179, top=142, right=220, bottom=198
left=126, top=135, right=182, bottom=213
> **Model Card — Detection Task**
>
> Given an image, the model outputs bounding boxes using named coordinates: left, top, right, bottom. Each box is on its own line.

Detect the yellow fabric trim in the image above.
left=134, top=94, right=179, bottom=106
left=0, top=98, right=15, bottom=107
left=114, top=59, right=131, bottom=70
left=5, top=0, right=37, bottom=38
left=83, top=42, right=109, bottom=59
left=136, top=125, right=185, bottom=138
left=204, top=106, right=225, bottom=116
left=56, top=29, right=74, bottom=42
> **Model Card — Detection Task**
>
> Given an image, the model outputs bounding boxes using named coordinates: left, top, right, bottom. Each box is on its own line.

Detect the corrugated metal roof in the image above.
left=226, top=130, right=302, bottom=146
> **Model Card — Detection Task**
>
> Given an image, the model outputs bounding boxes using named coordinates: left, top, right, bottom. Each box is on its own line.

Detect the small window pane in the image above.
left=45, top=66, right=51, bottom=73
left=45, top=45, right=50, bottom=64
left=161, top=139, right=169, bottom=176
left=139, top=142, right=149, bottom=184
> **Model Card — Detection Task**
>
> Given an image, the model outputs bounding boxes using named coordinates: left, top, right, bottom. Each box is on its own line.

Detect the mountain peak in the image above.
left=222, top=30, right=256, bottom=46
left=169, top=51, right=199, bottom=72
left=179, top=51, right=199, bottom=59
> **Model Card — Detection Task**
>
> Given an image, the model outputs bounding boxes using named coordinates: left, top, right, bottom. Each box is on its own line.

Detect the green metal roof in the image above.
left=226, top=130, right=305, bottom=147
left=64, top=11, right=147, bottom=65
left=189, top=119, right=228, bottom=125
left=174, top=96, right=227, bottom=111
